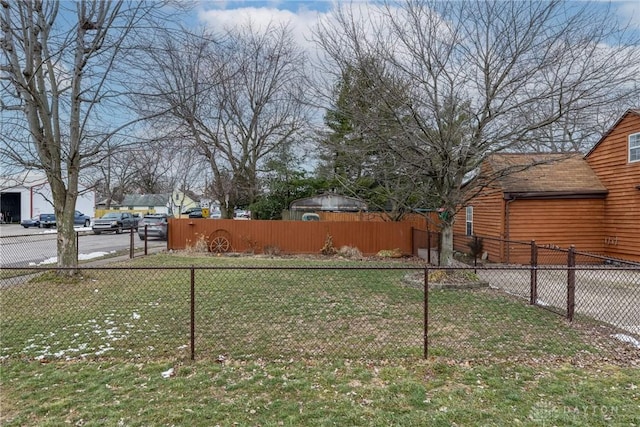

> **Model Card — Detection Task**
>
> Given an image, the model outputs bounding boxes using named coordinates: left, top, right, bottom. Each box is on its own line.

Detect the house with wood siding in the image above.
left=453, top=109, right=640, bottom=264
left=585, top=109, right=640, bottom=262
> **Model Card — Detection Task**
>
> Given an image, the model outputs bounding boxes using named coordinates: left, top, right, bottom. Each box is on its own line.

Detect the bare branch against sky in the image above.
left=312, top=0, right=640, bottom=264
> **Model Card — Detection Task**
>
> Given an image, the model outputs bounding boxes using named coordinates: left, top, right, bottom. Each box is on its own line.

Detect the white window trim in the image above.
left=630, top=133, right=640, bottom=163
left=465, top=206, right=473, bottom=236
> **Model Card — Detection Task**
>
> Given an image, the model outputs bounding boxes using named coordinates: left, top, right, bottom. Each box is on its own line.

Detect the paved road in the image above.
left=0, top=224, right=166, bottom=267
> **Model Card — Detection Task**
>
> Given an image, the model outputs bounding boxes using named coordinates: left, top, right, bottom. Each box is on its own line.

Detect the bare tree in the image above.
left=313, top=0, right=640, bottom=264
left=1, top=0, right=181, bottom=271
left=142, top=21, right=310, bottom=218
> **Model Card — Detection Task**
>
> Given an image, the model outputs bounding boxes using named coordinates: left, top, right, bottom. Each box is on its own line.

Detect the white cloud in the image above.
left=197, top=5, right=325, bottom=51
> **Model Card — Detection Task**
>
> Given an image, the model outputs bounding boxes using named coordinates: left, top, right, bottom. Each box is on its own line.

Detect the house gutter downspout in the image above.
left=505, top=196, right=517, bottom=264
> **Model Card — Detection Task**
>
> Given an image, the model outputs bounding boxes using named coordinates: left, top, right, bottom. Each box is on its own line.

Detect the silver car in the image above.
left=138, top=214, right=170, bottom=240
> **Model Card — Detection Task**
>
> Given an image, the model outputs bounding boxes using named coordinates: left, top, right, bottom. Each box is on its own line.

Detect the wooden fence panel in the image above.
left=167, top=219, right=418, bottom=255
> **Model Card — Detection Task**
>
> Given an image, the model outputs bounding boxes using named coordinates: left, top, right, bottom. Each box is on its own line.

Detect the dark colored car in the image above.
left=138, top=214, right=170, bottom=240
left=92, top=212, right=139, bottom=234
left=20, top=211, right=90, bottom=229
left=187, top=208, right=203, bottom=218
left=73, top=210, right=92, bottom=227
left=20, top=216, right=41, bottom=228
left=39, top=213, right=57, bottom=228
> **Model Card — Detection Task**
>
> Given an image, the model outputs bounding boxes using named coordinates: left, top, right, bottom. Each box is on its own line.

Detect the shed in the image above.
left=290, top=193, right=367, bottom=212
left=286, top=193, right=368, bottom=221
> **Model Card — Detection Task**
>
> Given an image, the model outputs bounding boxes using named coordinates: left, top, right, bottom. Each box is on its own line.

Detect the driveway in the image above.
left=475, top=266, right=640, bottom=337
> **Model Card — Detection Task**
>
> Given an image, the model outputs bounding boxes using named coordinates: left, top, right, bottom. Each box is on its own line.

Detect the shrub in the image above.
left=376, top=248, right=403, bottom=258
left=467, top=237, right=484, bottom=258
left=263, top=245, right=281, bottom=256
left=320, top=233, right=337, bottom=255
left=338, top=246, right=362, bottom=258
left=185, top=233, right=209, bottom=253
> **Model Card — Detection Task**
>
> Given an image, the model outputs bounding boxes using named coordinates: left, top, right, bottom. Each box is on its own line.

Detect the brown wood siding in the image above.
left=586, top=113, right=640, bottom=262
left=167, top=219, right=416, bottom=255
left=453, top=187, right=505, bottom=262
left=506, top=199, right=605, bottom=264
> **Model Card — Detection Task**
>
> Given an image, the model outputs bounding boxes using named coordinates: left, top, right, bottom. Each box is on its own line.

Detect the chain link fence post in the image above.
left=567, top=245, right=576, bottom=322
left=424, top=266, right=429, bottom=359
left=530, top=240, right=537, bottom=305
left=129, top=227, right=134, bottom=259
left=190, top=266, right=196, bottom=361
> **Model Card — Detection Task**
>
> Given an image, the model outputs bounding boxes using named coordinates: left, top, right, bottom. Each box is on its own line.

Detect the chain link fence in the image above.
left=0, top=229, right=164, bottom=267
left=2, top=262, right=638, bottom=363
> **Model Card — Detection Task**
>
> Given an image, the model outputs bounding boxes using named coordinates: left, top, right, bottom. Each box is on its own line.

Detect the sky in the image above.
left=193, top=0, right=331, bottom=52
left=192, top=0, right=640, bottom=37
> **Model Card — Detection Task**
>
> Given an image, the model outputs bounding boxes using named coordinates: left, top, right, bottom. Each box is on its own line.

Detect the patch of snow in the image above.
left=612, top=334, right=640, bottom=348
left=27, top=250, right=115, bottom=266
left=29, top=257, right=57, bottom=266
left=79, top=250, right=115, bottom=261
left=95, top=346, right=114, bottom=356
left=536, top=299, right=549, bottom=307
left=36, top=226, right=91, bottom=235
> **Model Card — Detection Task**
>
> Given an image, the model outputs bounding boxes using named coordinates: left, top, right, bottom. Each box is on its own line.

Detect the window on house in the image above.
left=630, top=133, right=640, bottom=163
left=465, top=206, right=473, bottom=236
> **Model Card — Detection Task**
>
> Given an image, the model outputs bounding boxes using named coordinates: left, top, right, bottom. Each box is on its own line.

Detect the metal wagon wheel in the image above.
left=209, top=229, right=232, bottom=253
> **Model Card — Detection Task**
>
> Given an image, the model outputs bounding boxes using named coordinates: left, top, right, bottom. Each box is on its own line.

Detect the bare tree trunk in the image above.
left=440, top=222, right=454, bottom=267
left=56, top=205, right=78, bottom=271
left=2, top=1, right=181, bottom=274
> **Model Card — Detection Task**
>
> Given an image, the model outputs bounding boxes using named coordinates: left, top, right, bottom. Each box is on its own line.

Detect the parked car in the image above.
left=138, top=214, right=170, bottom=240
left=20, top=215, right=41, bottom=228
left=302, top=213, right=320, bottom=221
left=234, top=209, right=250, bottom=220
left=39, top=213, right=57, bottom=228
left=188, top=208, right=204, bottom=218
left=92, top=212, right=139, bottom=234
left=181, top=207, right=201, bottom=217
left=73, top=211, right=92, bottom=227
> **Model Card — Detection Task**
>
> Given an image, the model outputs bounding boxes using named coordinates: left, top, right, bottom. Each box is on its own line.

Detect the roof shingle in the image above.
left=487, top=153, right=607, bottom=194
left=121, top=193, right=171, bottom=207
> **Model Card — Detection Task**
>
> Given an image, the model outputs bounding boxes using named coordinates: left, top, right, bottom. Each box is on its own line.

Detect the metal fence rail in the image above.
left=0, top=229, right=165, bottom=267
left=1, top=264, right=638, bottom=363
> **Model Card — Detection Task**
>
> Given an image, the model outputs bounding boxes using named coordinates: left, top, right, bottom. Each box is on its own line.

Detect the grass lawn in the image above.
left=1, top=253, right=639, bottom=426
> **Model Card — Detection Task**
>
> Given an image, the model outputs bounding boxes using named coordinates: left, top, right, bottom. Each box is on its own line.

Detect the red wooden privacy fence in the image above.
left=167, top=218, right=422, bottom=255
